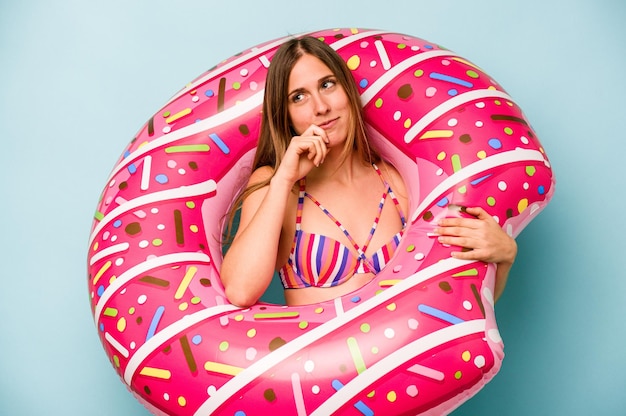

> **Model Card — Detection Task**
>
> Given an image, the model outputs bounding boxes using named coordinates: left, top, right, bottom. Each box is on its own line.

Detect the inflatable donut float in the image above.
left=87, top=28, right=554, bottom=415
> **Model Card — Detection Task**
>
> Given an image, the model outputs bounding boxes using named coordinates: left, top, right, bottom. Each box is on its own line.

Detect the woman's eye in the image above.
left=321, top=79, right=336, bottom=90
left=291, top=93, right=304, bottom=103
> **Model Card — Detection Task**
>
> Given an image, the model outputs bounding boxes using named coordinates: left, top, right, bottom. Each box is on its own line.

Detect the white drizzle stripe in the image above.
left=309, top=319, right=486, bottom=416
left=105, top=332, right=130, bottom=358
left=360, top=50, right=459, bottom=106
left=410, top=148, right=547, bottom=223
left=89, top=179, right=217, bottom=247
left=94, top=252, right=211, bottom=322
left=112, top=30, right=389, bottom=184
left=193, top=256, right=475, bottom=416
left=328, top=29, right=389, bottom=50
left=168, top=28, right=385, bottom=104
left=167, top=33, right=314, bottom=103
left=334, top=297, right=344, bottom=315
left=374, top=40, right=391, bottom=70
left=123, top=304, right=241, bottom=385
left=291, top=372, right=307, bottom=416
left=404, top=89, right=513, bottom=144
left=106, top=92, right=263, bottom=183
left=89, top=242, right=130, bottom=266
left=140, top=155, right=152, bottom=191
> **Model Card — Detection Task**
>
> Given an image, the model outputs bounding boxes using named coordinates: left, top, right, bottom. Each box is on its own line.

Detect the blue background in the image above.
left=1, top=0, right=624, bottom=414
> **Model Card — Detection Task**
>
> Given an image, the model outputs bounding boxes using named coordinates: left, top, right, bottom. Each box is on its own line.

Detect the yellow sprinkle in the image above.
left=165, top=108, right=192, bottom=124
left=346, top=55, right=361, bottom=70
left=116, top=317, right=127, bottom=332
left=113, top=355, right=120, bottom=367
left=477, top=150, right=487, bottom=159
left=437, top=151, right=446, bottom=161
left=386, top=303, right=397, bottom=311
left=234, top=314, right=244, bottom=322
left=247, top=328, right=257, bottom=338
left=462, top=350, right=471, bottom=362
left=315, top=307, right=324, bottom=314
left=518, top=198, right=529, bottom=214
left=419, top=130, right=454, bottom=140
left=93, top=242, right=99, bottom=251
left=189, top=225, right=198, bottom=233
left=387, top=391, right=397, bottom=402
left=140, top=367, right=172, bottom=379
left=403, top=118, right=412, bottom=129
left=204, top=361, right=243, bottom=376
left=178, top=302, right=189, bottom=311
left=379, top=279, right=401, bottom=287
left=178, top=396, right=186, bottom=407
left=174, top=266, right=197, bottom=300
left=92, top=260, right=111, bottom=285
left=367, top=390, right=375, bottom=398
left=253, top=312, right=300, bottom=319
left=453, top=268, right=479, bottom=278
left=451, top=57, right=480, bottom=70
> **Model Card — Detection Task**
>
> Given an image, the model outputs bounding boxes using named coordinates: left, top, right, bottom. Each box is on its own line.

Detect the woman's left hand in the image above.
left=434, top=206, right=517, bottom=266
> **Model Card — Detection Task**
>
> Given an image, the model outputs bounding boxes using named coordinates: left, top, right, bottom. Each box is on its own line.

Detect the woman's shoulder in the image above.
left=248, top=165, right=275, bottom=185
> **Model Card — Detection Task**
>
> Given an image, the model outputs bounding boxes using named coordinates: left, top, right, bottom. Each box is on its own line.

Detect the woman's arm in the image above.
left=221, top=168, right=292, bottom=307
left=434, top=206, right=518, bottom=303
left=221, top=125, right=330, bottom=307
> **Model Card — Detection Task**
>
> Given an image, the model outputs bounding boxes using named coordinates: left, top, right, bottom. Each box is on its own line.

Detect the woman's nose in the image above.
left=312, top=94, right=330, bottom=115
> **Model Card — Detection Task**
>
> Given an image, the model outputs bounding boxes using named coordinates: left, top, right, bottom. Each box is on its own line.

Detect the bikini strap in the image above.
left=372, top=163, right=407, bottom=227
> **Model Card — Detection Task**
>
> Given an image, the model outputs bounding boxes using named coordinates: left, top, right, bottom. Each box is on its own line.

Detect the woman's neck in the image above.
left=306, top=150, right=370, bottom=186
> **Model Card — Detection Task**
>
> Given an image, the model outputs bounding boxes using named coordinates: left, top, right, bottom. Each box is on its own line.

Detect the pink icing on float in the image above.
left=87, top=28, right=554, bottom=415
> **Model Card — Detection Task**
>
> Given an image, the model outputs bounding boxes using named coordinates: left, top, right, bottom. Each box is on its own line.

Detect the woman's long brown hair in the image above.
left=222, top=36, right=381, bottom=246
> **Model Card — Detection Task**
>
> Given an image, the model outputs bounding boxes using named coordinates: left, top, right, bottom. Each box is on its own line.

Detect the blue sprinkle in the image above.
left=127, top=163, right=137, bottom=174
left=99, top=322, right=104, bottom=332
left=123, top=150, right=131, bottom=158
left=155, top=174, right=169, bottom=184
left=471, top=174, right=492, bottom=186
left=205, top=89, right=214, bottom=97
left=418, top=304, right=464, bottom=324
left=331, top=379, right=344, bottom=391
left=538, top=185, right=545, bottom=195
left=447, top=88, right=458, bottom=96
left=146, top=306, right=166, bottom=341
left=430, top=72, right=474, bottom=88
left=488, top=138, right=502, bottom=149
left=97, top=285, right=105, bottom=296
left=191, top=335, right=202, bottom=345
left=234, top=411, right=246, bottom=416
left=424, top=44, right=434, bottom=49
left=359, top=79, right=368, bottom=88
left=437, top=197, right=449, bottom=207
left=209, top=133, right=230, bottom=155
left=354, top=401, right=374, bottom=416
left=113, top=219, right=122, bottom=228
left=351, top=296, right=361, bottom=303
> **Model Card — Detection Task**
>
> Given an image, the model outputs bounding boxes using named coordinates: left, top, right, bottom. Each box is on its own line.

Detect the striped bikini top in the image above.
left=279, top=164, right=407, bottom=289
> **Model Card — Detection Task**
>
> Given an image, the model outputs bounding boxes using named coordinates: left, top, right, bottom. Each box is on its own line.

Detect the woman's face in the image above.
left=286, top=53, right=351, bottom=147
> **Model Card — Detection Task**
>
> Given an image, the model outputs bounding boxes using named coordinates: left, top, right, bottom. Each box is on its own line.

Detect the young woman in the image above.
left=221, top=36, right=517, bottom=308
